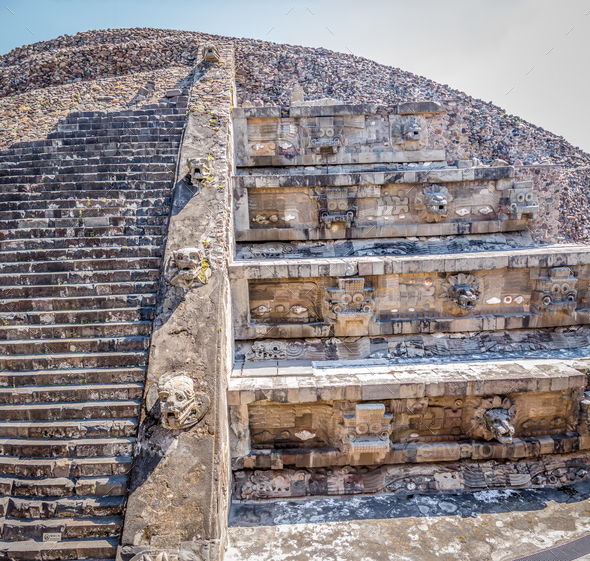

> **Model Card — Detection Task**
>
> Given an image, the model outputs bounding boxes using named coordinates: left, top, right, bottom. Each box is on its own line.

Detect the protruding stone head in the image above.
left=402, top=119, right=423, bottom=140
left=484, top=408, right=515, bottom=444
left=157, top=373, right=210, bottom=430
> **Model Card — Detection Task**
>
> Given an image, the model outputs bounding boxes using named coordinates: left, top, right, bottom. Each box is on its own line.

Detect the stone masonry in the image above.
left=2, top=27, right=590, bottom=561
left=0, top=77, right=188, bottom=558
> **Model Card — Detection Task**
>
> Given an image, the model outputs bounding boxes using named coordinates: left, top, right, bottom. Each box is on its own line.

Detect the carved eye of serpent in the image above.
left=176, top=393, right=185, bottom=402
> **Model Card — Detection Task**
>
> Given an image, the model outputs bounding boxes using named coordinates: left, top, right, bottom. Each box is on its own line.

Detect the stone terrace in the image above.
left=0, top=90, right=187, bottom=559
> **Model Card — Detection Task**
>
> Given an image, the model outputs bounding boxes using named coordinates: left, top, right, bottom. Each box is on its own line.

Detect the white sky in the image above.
left=1, top=0, right=588, bottom=151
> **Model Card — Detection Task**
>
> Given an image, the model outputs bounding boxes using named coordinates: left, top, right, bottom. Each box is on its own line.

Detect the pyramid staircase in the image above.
left=0, top=96, right=187, bottom=559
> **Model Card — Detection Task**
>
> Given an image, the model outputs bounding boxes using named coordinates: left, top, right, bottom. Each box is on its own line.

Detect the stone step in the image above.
left=19, top=132, right=182, bottom=146
left=0, top=336, right=149, bottom=357
left=0, top=172, right=174, bottom=188
left=2, top=495, right=125, bottom=519
left=62, top=106, right=184, bottom=118
left=8, top=134, right=180, bottom=149
left=0, top=281, right=159, bottom=299
left=0, top=206, right=169, bottom=221
left=0, top=419, right=137, bottom=439
left=1, top=179, right=173, bottom=194
left=0, top=189, right=170, bottom=203
left=0, top=235, right=165, bottom=251
left=0, top=224, right=167, bottom=240
left=0, top=367, right=145, bottom=386
left=65, top=106, right=185, bottom=117
left=0, top=196, right=169, bottom=212
left=0, top=307, right=154, bottom=327
left=0, top=141, right=180, bottom=160
left=0, top=245, right=163, bottom=263
left=0, top=162, right=175, bottom=179
left=2, top=515, right=123, bottom=541
left=55, top=120, right=184, bottom=131
left=0, top=536, right=119, bottom=559
left=0, top=350, right=147, bottom=371
left=0, top=215, right=168, bottom=230
left=0, top=293, right=157, bottom=312
left=0, top=400, right=140, bottom=421
left=45, top=126, right=184, bottom=139
left=0, top=321, right=152, bottom=341
left=0, top=257, right=161, bottom=274
left=0, top=475, right=128, bottom=497
left=0, top=268, right=160, bottom=287
left=0, top=438, right=135, bottom=458
left=0, top=383, right=144, bottom=404
left=0, top=152, right=176, bottom=168
left=0, top=456, right=132, bottom=478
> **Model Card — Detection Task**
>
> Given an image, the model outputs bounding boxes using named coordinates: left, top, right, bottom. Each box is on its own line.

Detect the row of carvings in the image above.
left=245, top=113, right=430, bottom=156
left=248, top=267, right=587, bottom=325
left=236, top=235, right=529, bottom=260
left=152, top=372, right=580, bottom=444
left=248, top=183, right=539, bottom=228
left=241, top=325, right=590, bottom=361
left=233, top=453, right=590, bottom=500
left=247, top=391, right=581, bottom=457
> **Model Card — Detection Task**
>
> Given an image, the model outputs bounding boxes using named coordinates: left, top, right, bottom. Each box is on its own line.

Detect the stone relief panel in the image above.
left=239, top=178, right=534, bottom=240
left=235, top=232, right=533, bottom=261
left=247, top=187, right=313, bottom=229
left=241, top=265, right=587, bottom=337
left=165, top=247, right=211, bottom=288
left=249, top=281, right=321, bottom=324
left=247, top=117, right=300, bottom=158
left=245, top=340, right=305, bottom=361
left=237, top=390, right=580, bottom=456
left=157, top=373, right=210, bottom=431
left=233, top=102, right=446, bottom=167
left=248, top=403, right=338, bottom=449
left=233, top=453, right=590, bottom=499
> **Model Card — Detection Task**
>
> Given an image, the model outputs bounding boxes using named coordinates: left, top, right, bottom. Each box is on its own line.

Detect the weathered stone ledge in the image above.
left=234, top=165, right=515, bottom=188
left=229, top=243, right=590, bottom=279
left=232, top=433, right=586, bottom=470
left=228, top=359, right=584, bottom=404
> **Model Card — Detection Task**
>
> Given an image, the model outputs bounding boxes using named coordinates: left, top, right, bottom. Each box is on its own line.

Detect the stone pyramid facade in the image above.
left=1, top=29, right=590, bottom=561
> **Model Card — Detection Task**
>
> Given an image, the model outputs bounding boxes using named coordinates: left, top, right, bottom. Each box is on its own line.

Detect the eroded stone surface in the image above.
left=227, top=478, right=590, bottom=561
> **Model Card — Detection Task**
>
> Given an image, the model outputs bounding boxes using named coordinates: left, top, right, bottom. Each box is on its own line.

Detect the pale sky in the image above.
left=1, top=0, right=589, bottom=152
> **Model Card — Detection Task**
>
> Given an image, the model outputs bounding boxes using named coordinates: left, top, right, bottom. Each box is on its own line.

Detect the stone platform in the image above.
left=227, top=479, right=590, bottom=561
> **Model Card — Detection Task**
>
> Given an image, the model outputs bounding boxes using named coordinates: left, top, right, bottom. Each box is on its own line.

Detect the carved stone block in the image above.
left=202, top=45, right=221, bottom=63
left=340, top=403, right=393, bottom=460
left=502, top=181, right=539, bottom=220
left=531, top=267, right=578, bottom=316
left=327, top=277, right=375, bottom=336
